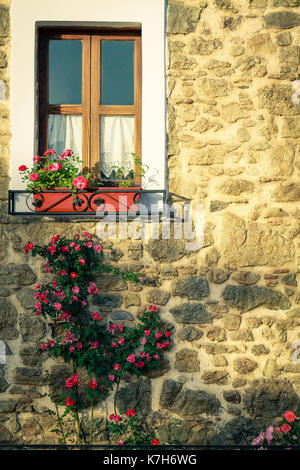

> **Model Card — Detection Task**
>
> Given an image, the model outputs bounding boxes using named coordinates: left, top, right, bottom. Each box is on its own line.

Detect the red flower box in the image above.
left=33, top=187, right=142, bottom=213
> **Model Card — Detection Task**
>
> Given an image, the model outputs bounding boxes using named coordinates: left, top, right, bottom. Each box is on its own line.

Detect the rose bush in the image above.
left=25, top=233, right=171, bottom=446
left=251, top=410, right=300, bottom=447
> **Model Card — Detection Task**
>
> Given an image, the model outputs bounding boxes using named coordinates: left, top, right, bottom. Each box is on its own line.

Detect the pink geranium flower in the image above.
left=72, top=176, right=89, bottom=190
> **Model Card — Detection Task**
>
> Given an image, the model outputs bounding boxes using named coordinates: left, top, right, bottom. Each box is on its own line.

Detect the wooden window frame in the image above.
left=38, top=28, right=142, bottom=185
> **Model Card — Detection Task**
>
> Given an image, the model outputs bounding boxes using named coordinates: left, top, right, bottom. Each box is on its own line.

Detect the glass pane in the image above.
left=48, top=114, right=82, bottom=157
left=101, top=41, right=134, bottom=106
left=100, top=115, right=134, bottom=180
left=49, top=40, right=82, bottom=104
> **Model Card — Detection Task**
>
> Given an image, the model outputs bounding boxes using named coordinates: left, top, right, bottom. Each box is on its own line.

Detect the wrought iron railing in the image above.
left=8, top=189, right=167, bottom=218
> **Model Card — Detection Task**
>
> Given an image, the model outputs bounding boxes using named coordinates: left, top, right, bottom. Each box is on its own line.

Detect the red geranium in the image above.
left=18, top=165, right=27, bottom=171
left=125, top=409, right=136, bottom=417
left=283, top=410, right=296, bottom=423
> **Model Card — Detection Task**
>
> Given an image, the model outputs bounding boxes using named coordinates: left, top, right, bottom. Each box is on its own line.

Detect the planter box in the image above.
left=33, top=187, right=142, bottom=213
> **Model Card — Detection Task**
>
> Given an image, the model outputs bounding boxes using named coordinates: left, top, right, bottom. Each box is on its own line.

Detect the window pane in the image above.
left=100, top=41, right=134, bottom=106
left=48, top=114, right=82, bottom=157
left=100, top=115, right=134, bottom=179
left=49, top=40, right=82, bottom=104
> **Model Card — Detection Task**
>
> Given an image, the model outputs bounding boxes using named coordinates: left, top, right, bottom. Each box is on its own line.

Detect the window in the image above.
left=38, top=28, right=142, bottom=184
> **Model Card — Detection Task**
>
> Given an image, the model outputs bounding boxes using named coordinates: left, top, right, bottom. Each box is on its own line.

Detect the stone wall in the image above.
left=1, top=0, right=300, bottom=445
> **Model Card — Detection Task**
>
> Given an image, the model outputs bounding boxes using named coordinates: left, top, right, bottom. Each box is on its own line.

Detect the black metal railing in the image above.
left=8, top=189, right=167, bottom=218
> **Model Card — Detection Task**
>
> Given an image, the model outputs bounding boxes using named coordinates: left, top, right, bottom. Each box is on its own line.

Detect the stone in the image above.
left=95, top=275, right=127, bottom=292
left=231, top=271, right=260, bottom=286
left=244, top=379, right=300, bottom=417
left=221, top=213, right=294, bottom=267
left=222, top=16, right=242, bottom=31
left=252, top=344, right=270, bottom=355
left=279, top=46, right=300, bottom=65
left=206, top=327, right=226, bottom=342
left=172, top=276, right=209, bottom=300
left=198, top=78, right=232, bottom=97
left=20, top=346, right=47, bottom=367
left=248, top=33, right=275, bottom=54
left=160, top=265, right=178, bottom=279
left=222, top=284, right=291, bottom=312
left=210, top=200, right=229, bottom=212
left=0, top=377, right=8, bottom=393
left=14, top=367, right=45, bottom=386
left=0, top=299, right=18, bottom=340
left=204, top=344, right=228, bottom=355
left=281, top=272, right=297, bottom=286
left=264, top=143, right=295, bottom=177
left=146, top=289, right=170, bottom=306
left=160, top=380, right=221, bottom=416
left=188, top=147, right=225, bottom=166
left=0, top=288, right=9, bottom=297
left=167, top=2, right=201, bottom=34
left=189, top=37, right=222, bottom=55
left=170, top=303, right=212, bottom=324
left=210, top=416, right=263, bottom=445
left=16, top=288, right=36, bottom=309
left=221, top=103, right=249, bottom=123
left=233, top=358, right=258, bottom=374
left=175, top=349, right=199, bottom=373
left=19, top=317, right=47, bottom=343
left=93, top=294, right=122, bottom=311
left=273, top=0, right=300, bottom=5
left=0, top=7, right=9, bottom=38
left=218, top=179, right=254, bottom=196
left=207, top=268, right=230, bottom=284
left=276, top=31, right=292, bottom=46
left=116, top=378, right=152, bottom=415
left=111, top=310, right=134, bottom=321
left=178, top=326, right=204, bottom=342
left=281, top=117, right=300, bottom=138
left=212, top=356, right=228, bottom=367
left=263, top=359, right=281, bottom=378
left=250, top=0, right=268, bottom=6
left=263, top=11, right=300, bottom=29
left=123, top=293, right=141, bottom=307
left=202, top=370, right=229, bottom=385
left=232, top=378, right=246, bottom=388
left=223, top=314, right=241, bottom=331
left=223, top=390, right=241, bottom=404
left=0, top=425, right=13, bottom=443
left=207, top=303, right=229, bottom=315
left=230, top=329, right=254, bottom=341
left=146, top=239, right=194, bottom=263
left=273, top=183, right=300, bottom=201
left=258, top=84, right=300, bottom=115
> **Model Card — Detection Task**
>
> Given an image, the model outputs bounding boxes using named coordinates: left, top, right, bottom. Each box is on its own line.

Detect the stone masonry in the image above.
left=0, top=0, right=300, bottom=444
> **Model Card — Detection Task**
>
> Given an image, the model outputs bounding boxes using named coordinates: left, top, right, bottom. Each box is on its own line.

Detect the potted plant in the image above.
left=19, top=149, right=142, bottom=214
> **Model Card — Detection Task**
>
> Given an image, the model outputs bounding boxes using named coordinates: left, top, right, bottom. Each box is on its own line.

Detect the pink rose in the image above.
left=78, top=258, right=85, bottom=265
left=44, top=149, right=56, bottom=156
left=126, top=354, right=136, bottom=364
left=72, top=286, right=80, bottom=294
left=29, top=173, right=39, bottom=181
left=33, top=155, right=40, bottom=163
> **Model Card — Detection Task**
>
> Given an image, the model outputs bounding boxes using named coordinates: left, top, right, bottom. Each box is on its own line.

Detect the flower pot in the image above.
left=32, top=187, right=142, bottom=213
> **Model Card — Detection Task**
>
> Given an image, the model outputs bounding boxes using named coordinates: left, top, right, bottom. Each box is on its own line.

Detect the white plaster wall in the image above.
left=10, top=0, right=166, bottom=191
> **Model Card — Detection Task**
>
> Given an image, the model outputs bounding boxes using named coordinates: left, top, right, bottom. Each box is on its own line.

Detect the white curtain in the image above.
left=48, top=114, right=82, bottom=157
left=100, top=115, right=134, bottom=178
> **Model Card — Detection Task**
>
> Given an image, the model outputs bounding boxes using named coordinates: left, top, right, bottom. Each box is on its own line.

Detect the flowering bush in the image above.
left=251, top=410, right=300, bottom=447
left=19, top=148, right=90, bottom=192
left=108, top=409, right=160, bottom=446
left=25, top=233, right=172, bottom=445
